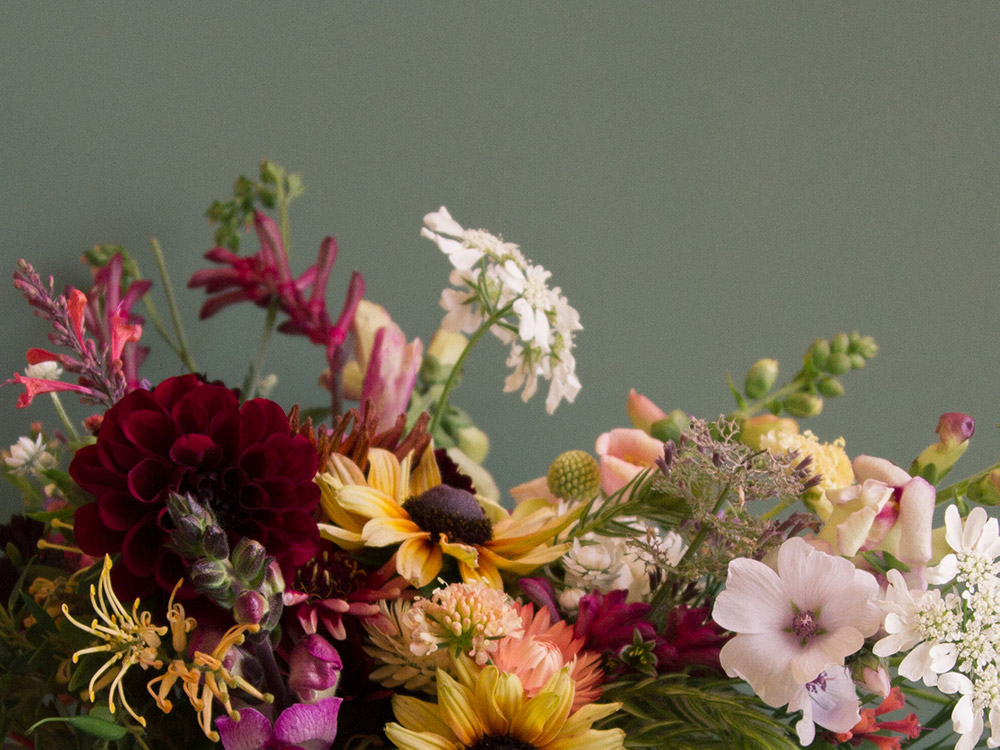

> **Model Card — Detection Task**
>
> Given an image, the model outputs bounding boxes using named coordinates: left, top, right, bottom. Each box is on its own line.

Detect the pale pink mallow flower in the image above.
left=595, top=428, right=664, bottom=495
left=712, top=537, right=882, bottom=709
left=787, top=667, right=862, bottom=746
left=815, top=455, right=936, bottom=580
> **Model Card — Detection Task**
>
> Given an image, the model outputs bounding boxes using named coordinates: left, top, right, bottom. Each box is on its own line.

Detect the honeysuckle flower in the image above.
left=595, top=428, right=664, bottom=495
left=384, top=666, right=625, bottom=750
left=712, top=537, right=881, bottom=708
left=926, top=505, right=1000, bottom=587
left=787, top=666, right=861, bottom=746
left=816, top=455, right=935, bottom=573
left=215, top=696, right=342, bottom=750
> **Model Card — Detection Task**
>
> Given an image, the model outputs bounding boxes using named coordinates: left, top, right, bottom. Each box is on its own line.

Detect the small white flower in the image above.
left=927, top=505, right=1000, bottom=587
left=5, top=434, right=57, bottom=476
left=938, top=668, right=1000, bottom=750
left=25, top=361, right=63, bottom=380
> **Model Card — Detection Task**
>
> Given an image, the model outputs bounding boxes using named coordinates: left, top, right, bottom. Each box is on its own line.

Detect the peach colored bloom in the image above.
left=595, top=428, right=664, bottom=495
left=492, top=602, right=604, bottom=711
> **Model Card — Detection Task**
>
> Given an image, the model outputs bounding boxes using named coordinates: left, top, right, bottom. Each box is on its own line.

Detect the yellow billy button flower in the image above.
left=318, top=447, right=578, bottom=588
left=385, top=666, right=625, bottom=750
left=61, top=555, right=168, bottom=727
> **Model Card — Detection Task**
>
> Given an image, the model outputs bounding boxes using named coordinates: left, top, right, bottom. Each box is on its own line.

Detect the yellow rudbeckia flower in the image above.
left=317, top=447, right=578, bottom=588
left=385, top=666, right=625, bottom=750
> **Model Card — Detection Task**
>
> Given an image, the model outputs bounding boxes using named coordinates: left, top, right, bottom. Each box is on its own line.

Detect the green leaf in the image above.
left=726, top=373, right=748, bottom=410
left=20, top=591, right=58, bottom=634
left=26, top=713, right=128, bottom=741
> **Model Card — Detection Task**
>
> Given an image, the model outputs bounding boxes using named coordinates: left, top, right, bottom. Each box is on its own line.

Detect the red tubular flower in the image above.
left=654, top=604, right=730, bottom=674
left=573, top=589, right=657, bottom=655
left=833, top=687, right=922, bottom=749
left=69, top=374, right=320, bottom=599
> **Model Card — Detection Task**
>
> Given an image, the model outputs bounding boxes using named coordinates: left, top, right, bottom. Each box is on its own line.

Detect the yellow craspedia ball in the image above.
left=547, top=450, right=601, bottom=501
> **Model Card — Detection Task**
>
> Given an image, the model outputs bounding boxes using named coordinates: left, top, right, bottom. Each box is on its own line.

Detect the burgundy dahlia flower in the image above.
left=70, top=374, right=320, bottom=598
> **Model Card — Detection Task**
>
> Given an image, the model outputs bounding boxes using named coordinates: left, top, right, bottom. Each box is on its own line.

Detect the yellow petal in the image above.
left=337, top=485, right=409, bottom=520
left=476, top=667, right=523, bottom=736
left=437, top=670, right=485, bottom=746
left=459, top=555, right=503, bottom=589
left=530, top=669, right=574, bottom=746
left=317, top=523, right=364, bottom=551
left=411, top=443, right=443, bottom=495
left=544, top=728, right=627, bottom=750
left=439, top=537, right=479, bottom=565
left=368, top=448, right=404, bottom=499
left=363, top=517, right=422, bottom=547
left=324, top=453, right=367, bottom=486
left=480, top=543, right=570, bottom=576
left=392, top=694, right=456, bottom=738
left=557, top=701, right=622, bottom=737
left=384, top=723, right=459, bottom=750
left=397, top=536, right=442, bottom=587
left=509, top=691, right=560, bottom=744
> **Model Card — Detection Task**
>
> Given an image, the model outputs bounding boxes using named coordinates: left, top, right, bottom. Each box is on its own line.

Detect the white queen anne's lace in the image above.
left=423, top=207, right=582, bottom=413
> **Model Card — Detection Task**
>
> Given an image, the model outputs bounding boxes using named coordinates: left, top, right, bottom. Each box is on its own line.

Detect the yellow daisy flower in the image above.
left=317, top=447, right=578, bottom=588
left=385, top=666, right=625, bottom=750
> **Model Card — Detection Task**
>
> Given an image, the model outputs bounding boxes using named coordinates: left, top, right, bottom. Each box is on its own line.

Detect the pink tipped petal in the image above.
left=938, top=412, right=975, bottom=444
left=626, top=388, right=668, bottom=432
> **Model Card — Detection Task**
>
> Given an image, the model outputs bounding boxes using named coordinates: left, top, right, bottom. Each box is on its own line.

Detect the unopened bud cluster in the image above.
left=167, top=492, right=284, bottom=630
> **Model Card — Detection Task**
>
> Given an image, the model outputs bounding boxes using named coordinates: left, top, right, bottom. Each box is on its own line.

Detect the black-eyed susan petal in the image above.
left=337, top=485, right=409, bottom=520
left=480, top=543, right=571, bottom=576
left=392, top=694, right=455, bottom=738
left=411, top=445, right=443, bottom=495
left=384, top=722, right=459, bottom=750
left=317, top=522, right=364, bottom=550
left=368, top=448, right=405, bottom=502
left=439, top=538, right=479, bottom=566
left=459, top=556, right=503, bottom=589
left=545, top=727, right=627, bottom=750
left=363, top=517, right=423, bottom=547
left=397, top=536, right=442, bottom=588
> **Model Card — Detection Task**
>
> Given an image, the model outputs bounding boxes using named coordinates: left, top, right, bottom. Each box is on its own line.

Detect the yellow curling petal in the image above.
left=368, top=448, right=404, bottom=499
left=396, top=536, right=442, bottom=587
left=530, top=669, right=574, bottom=746
left=363, top=517, right=423, bottom=547
left=392, top=694, right=456, bottom=738
left=458, top=556, right=503, bottom=589
left=324, top=453, right=367, bottom=486
left=556, top=701, right=623, bottom=737
left=410, top=444, right=443, bottom=495
left=384, top=723, right=459, bottom=750
left=337, top=485, right=409, bottom=520
left=509, top=691, right=560, bottom=744
left=545, top=728, right=627, bottom=750
left=479, top=543, right=571, bottom=575
left=317, top=522, right=364, bottom=550
left=437, top=670, right=484, bottom=746
left=439, top=538, right=479, bottom=565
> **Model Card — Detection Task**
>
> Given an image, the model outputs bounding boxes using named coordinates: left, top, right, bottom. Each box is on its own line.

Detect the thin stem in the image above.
left=241, top=300, right=279, bottom=400
left=726, top=379, right=804, bottom=422
left=48, top=393, right=79, bottom=442
left=760, top=496, right=795, bottom=521
left=428, top=301, right=516, bottom=437
left=150, top=239, right=198, bottom=373
left=936, top=459, right=1000, bottom=505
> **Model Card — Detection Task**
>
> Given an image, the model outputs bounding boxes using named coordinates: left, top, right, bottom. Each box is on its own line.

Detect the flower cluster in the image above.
left=3, top=160, right=1000, bottom=750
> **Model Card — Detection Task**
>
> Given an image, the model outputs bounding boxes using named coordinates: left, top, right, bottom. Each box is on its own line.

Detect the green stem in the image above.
left=428, top=301, right=516, bottom=437
left=150, top=238, right=198, bottom=373
left=726, top=379, right=804, bottom=422
left=936, top=459, right=1000, bottom=505
left=760, top=496, right=796, bottom=521
left=48, top=393, right=79, bottom=442
left=241, top=300, right=280, bottom=400
left=675, top=482, right=731, bottom=569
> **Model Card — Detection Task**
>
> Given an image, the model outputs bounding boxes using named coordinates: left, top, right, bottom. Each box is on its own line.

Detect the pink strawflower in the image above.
left=492, top=602, right=605, bottom=711
left=188, top=211, right=365, bottom=413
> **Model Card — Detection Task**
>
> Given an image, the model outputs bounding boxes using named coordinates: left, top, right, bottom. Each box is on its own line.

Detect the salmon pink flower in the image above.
left=626, top=389, right=668, bottom=433
left=595, top=428, right=664, bottom=495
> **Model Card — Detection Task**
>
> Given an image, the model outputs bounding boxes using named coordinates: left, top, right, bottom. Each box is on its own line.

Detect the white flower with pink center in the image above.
left=712, top=537, right=882, bottom=708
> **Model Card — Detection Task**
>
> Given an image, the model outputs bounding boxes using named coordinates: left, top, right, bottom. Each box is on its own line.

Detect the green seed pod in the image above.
left=547, top=450, right=602, bottom=502
left=817, top=376, right=845, bottom=398
left=829, top=333, right=850, bottom=355
left=849, top=354, right=867, bottom=370
left=744, top=358, right=779, bottom=399
left=809, top=339, right=830, bottom=370
left=824, top=352, right=851, bottom=375
left=784, top=393, right=824, bottom=418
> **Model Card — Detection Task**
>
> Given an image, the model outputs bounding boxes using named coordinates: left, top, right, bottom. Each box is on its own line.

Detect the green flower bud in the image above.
left=809, top=339, right=830, bottom=370
left=851, top=335, right=879, bottom=359
left=189, top=559, right=230, bottom=593
left=547, top=450, right=601, bottom=502
left=744, top=358, right=779, bottom=399
left=650, top=409, right=691, bottom=443
left=231, top=539, right=269, bottom=589
left=824, top=352, right=851, bottom=375
left=817, top=376, right=844, bottom=398
left=967, top=470, right=1000, bottom=506
left=784, top=393, right=823, bottom=418
left=849, top=354, right=867, bottom=370
left=456, top=425, right=490, bottom=464
left=829, top=332, right=850, bottom=355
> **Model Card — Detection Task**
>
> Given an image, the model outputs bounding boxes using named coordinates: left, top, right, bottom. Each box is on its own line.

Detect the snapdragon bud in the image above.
left=234, top=590, right=268, bottom=626
left=783, top=393, right=823, bottom=418
left=744, top=358, right=778, bottom=399
left=231, top=539, right=269, bottom=589
left=910, top=412, right=975, bottom=483
left=650, top=409, right=691, bottom=443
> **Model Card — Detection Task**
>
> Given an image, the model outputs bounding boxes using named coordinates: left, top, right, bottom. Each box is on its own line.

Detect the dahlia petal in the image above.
left=120, top=410, right=176, bottom=455
left=73, top=501, right=123, bottom=556
left=98, top=492, right=153, bottom=531
left=121, top=520, right=165, bottom=578
left=126, top=458, right=173, bottom=503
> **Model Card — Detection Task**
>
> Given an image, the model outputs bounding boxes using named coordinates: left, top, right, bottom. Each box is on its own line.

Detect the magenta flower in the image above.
left=188, top=211, right=364, bottom=413
left=288, top=635, right=343, bottom=703
left=655, top=604, right=729, bottom=674
left=573, top=589, right=657, bottom=655
left=215, top=696, right=342, bottom=750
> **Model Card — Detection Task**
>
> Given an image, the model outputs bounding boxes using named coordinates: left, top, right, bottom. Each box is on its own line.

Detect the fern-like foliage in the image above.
left=601, top=673, right=800, bottom=750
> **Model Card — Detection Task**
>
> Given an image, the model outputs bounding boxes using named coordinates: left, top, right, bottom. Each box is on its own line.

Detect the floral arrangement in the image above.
left=1, top=160, right=998, bottom=750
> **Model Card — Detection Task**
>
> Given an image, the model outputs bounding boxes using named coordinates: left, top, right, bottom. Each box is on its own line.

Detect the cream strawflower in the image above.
left=5, top=434, right=57, bottom=476
left=712, top=537, right=881, bottom=708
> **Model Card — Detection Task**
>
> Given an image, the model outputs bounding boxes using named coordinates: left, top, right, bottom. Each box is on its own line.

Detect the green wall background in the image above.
left=3, top=3, right=1000, bottom=519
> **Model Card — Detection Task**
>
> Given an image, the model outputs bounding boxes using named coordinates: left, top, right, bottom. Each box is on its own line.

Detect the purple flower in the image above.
left=288, top=635, right=343, bottom=703
left=215, top=697, right=342, bottom=750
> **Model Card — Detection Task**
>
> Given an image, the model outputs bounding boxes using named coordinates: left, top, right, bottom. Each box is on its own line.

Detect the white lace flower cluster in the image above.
left=875, top=505, right=1000, bottom=750
left=422, top=207, right=582, bottom=414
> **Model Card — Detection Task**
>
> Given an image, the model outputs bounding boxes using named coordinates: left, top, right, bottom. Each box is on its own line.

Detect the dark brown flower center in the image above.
left=402, top=485, right=493, bottom=546
left=292, top=542, right=366, bottom=600
left=471, top=736, right=537, bottom=750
